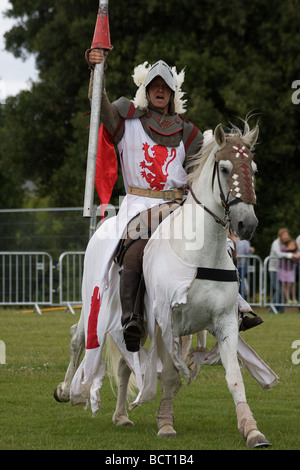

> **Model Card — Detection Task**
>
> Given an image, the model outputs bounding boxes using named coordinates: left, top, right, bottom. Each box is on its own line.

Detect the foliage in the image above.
left=0, top=0, right=299, bottom=258
left=0, top=307, right=300, bottom=450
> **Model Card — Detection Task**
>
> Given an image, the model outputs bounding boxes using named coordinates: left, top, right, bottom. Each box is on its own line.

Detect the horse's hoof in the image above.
left=246, top=430, right=271, bottom=448
left=157, top=425, right=176, bottom=438
left=54, top=387, right=62, bottom=402
left=53, top=384, right=70, bottom=403
left=113, top=414, right=134, bottom=426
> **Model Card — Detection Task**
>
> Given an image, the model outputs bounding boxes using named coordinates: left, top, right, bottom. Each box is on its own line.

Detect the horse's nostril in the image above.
left=238, top=221, right=244, bottom=235
left=237, top=217, right=258, bottom=240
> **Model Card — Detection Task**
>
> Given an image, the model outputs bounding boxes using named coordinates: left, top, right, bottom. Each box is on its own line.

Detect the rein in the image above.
left=189, top=160, right=242, bottom=228
left=189, top=185, right=228, bottom=228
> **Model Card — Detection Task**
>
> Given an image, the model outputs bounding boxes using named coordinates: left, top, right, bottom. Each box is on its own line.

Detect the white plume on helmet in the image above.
left=132, top=60, right=187, bottom=114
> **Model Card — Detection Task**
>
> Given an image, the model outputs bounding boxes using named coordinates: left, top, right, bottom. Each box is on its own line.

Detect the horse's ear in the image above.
left=244, top=125, right=259, bottom=149
left=214, top=123, right=225, bottom=147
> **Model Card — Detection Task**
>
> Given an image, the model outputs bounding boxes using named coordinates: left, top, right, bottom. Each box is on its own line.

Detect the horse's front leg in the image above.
left=216, top=317, right=271, bottom=448
left=112, top=356, right=134, bottom=426
left=157, top=331, right=181, bottom=438
left=54, top=308, right=85, bottom=402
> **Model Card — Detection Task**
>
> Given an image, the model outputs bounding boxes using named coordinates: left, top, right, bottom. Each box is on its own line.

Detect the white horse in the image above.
left=55, top=122, right=272, bottom=448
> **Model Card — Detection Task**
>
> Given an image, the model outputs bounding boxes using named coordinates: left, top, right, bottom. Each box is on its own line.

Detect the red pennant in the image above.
left=91, top=6, right=113, bottom=50
left=95, top=124, right=118, bottom=219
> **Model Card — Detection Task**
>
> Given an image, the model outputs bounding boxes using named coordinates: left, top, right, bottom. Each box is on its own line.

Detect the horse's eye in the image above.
left=220, top=166, right=229, bottom=174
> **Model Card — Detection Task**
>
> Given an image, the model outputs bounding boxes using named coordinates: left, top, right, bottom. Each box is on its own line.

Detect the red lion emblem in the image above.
left=140, top=142, right=176, bottom=190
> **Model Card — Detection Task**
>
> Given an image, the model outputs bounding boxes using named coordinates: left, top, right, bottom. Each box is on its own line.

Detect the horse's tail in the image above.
left=104, top=333, right=138, bottom=402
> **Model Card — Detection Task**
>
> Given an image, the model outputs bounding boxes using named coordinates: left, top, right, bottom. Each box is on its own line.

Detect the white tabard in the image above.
left=118, top=118, right=187, bottom=193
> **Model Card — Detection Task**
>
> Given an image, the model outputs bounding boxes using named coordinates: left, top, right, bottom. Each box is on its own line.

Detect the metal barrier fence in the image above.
left=0, top=252, right=299, bottom=313
left=0, top=252, right=53, bottom=314
left=237, top=255, right=263, bottom=307
left=58, top=251, right=85, bottom=314
left=0, top=205, right=98, bottom=314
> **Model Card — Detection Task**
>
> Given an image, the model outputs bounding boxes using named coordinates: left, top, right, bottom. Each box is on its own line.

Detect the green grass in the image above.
left=0, top=307, right=299, bottom=450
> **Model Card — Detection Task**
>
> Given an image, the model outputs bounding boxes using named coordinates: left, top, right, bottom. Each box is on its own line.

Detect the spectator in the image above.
left=278, top=239, right=300, bottom=304
left=236, top=238, right=255, bottom=297
left=296, top=235, right=300, bottom=310
left=268, top=228, right=296, bottom=312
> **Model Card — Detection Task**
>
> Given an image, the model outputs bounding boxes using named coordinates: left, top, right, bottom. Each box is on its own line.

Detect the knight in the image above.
left=86, top=49, right=262, bottom=352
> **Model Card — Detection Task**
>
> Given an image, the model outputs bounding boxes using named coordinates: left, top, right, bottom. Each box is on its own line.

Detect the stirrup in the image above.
left=123, top=316, right=145, bottom=352
left=124, top=318, right=144, bottom=337
left=239, top=311, right=263, bottom=331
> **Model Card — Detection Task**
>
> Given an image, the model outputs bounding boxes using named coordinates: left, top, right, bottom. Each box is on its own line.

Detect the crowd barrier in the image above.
left=58, top=251, right=85, bottom=314
left=0, top=252, right=53, bottom=314
left=0, top=252, right=299, bottom=314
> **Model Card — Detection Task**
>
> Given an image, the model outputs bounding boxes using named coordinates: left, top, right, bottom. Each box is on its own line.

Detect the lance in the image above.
left=83, top=0, right=113, bottom=217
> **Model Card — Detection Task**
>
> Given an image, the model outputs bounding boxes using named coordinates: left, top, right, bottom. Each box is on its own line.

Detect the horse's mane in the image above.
left=186, top=117, right=258, bottom=183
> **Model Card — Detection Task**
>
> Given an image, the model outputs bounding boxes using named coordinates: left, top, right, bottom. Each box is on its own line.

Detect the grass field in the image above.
left=0, top=306, right=299, bottom=451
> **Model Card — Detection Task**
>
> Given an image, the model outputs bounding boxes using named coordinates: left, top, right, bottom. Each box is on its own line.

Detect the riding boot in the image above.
left=119, top=269, right=145, bottom=352
left=237, top=293, right=263, bottom=331
left=239, top=311, right=264, bottom=331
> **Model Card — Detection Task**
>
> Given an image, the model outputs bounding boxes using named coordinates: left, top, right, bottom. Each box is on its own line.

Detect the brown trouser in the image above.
left=117, top=201, right=180, bottom=271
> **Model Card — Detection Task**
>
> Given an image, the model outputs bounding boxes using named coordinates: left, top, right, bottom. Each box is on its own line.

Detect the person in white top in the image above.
left=269, top=228, right=300, bottom=312
left=87, top=49, right=203, bottom=351
left=296, top=235, right=300, bottom=252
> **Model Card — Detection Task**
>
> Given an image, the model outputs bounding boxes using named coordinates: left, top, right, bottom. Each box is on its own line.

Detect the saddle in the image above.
left=115, top=201, right=180, bottom=267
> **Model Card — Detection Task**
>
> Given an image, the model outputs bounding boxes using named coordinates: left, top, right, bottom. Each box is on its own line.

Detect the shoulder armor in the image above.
left=113, top=97, right=145, bottom=119
left=180, top=115, right=203, bottom=155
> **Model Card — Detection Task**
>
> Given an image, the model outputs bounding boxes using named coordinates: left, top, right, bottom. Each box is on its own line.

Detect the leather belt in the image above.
left=128, top=186, right=184, bottom=202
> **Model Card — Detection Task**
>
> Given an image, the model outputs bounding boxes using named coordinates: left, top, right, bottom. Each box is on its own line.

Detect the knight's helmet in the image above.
left=132, top=60, right=186, bottom=114
left=144, top=61, right=176, bottom=92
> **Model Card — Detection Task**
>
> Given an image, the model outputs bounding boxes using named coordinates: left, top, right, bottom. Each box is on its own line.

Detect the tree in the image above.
left=0, top=0, right=299, bottom=258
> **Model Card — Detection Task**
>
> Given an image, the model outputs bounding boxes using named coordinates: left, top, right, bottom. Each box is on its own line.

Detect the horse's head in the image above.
left=212, top=123, right=259, bottom=240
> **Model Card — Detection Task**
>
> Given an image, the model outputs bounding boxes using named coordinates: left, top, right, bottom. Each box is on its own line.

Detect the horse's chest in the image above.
left=172, top=278, right=237, bottom=336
